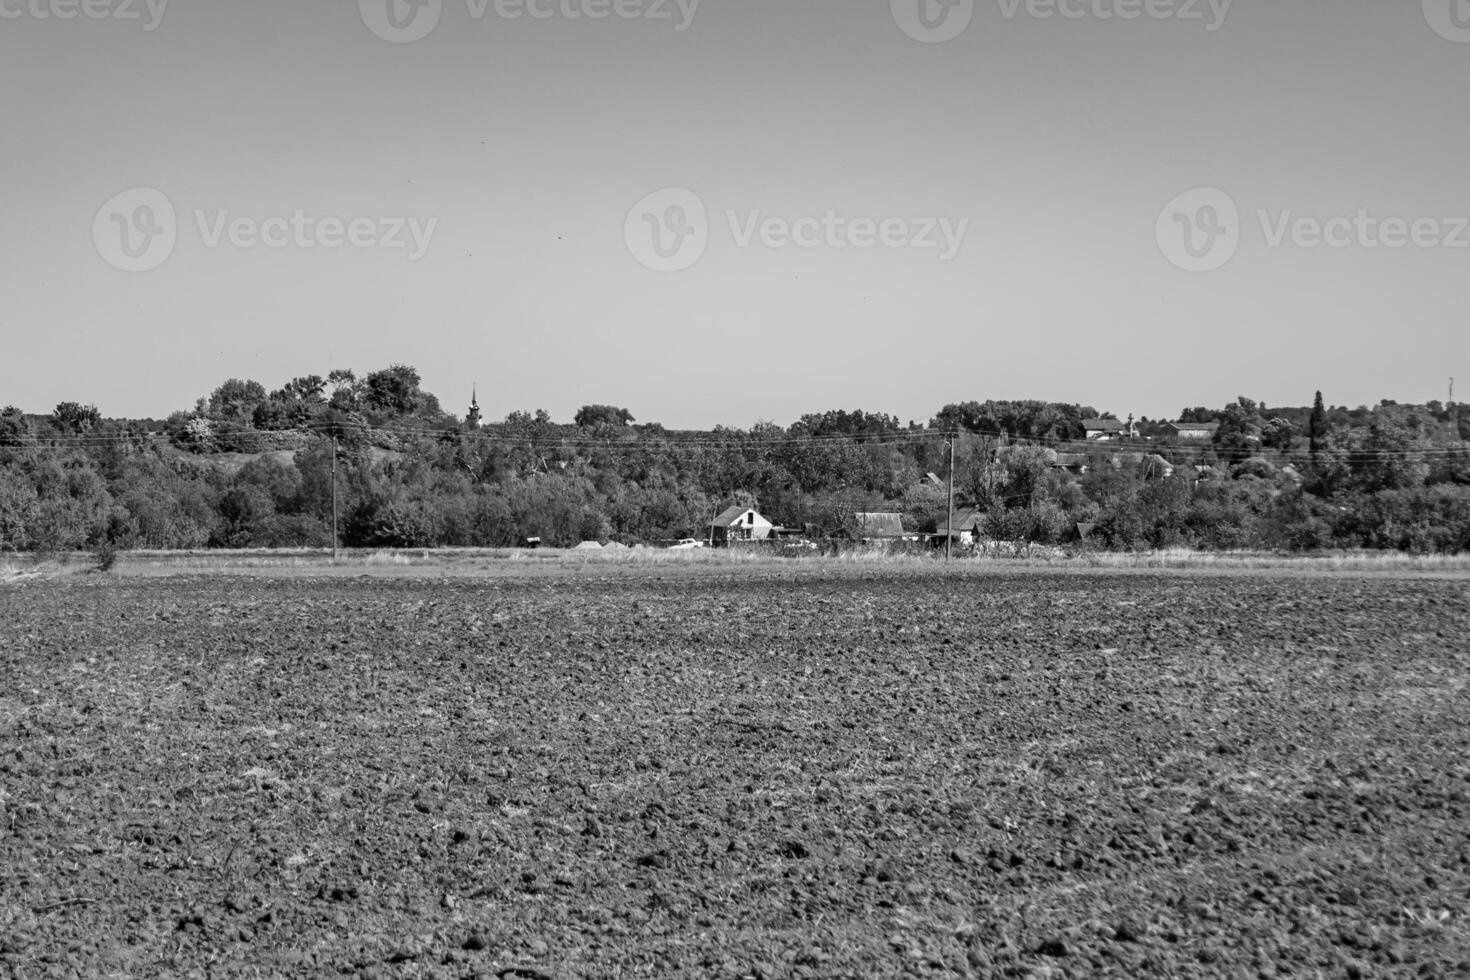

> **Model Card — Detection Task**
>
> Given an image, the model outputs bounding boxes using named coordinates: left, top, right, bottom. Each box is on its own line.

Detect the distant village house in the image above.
left=853, top=513, right=917, bottom=544
left=710, top=506, right=775, bottom=545
left=1164, top=421, right=1220, bottom=441
left=1082, top=418, right=1135, bottom=441
left=932, top=508, right=984, bottom=547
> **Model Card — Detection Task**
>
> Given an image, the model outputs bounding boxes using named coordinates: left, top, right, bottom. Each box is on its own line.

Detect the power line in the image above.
left=4, top=419, right=1470, bottom=461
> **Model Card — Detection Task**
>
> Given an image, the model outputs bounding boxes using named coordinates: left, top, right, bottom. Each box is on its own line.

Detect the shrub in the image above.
left=91, top=540, right=118, bottom=572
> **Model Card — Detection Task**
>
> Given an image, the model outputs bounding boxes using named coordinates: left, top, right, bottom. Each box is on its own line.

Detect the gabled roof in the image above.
left=1082, top=418, right=1126, bottom=432
left=936, top=508, right=983, bottom=533
left=1168, top=421, right=1220, bottom=432
left=712, top=505, right=768, bottom=527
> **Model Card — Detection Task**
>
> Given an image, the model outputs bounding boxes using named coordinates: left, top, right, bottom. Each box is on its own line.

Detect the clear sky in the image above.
left=1, top=0, right=1466, bottom=427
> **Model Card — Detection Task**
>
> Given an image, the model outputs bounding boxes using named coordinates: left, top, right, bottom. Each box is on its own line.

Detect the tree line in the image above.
left=3, top=367, right=1469, bottom=554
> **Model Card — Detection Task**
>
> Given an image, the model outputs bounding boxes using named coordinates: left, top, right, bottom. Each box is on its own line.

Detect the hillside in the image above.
left=3, top=368, right=1469, bottom=553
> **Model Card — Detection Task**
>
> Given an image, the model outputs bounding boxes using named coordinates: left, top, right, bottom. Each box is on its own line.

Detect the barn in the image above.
left=932, top=508, right=985, bottom=547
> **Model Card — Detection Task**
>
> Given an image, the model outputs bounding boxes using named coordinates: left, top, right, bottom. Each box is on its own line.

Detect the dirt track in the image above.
left=2, top=570, right=1468, bottom=978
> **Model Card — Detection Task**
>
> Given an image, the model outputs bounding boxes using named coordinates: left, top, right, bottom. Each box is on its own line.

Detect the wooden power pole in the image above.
left=331, top=435, right=339, bottom=562
left=946, top=435, right=956, bottom=563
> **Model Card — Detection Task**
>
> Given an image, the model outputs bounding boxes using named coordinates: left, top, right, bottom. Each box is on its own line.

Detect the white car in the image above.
left=668, top=538, right=706, bottom=549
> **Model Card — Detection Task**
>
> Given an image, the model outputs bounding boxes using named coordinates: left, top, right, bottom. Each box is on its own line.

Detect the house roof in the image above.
left=712, top=505, right=769, bottom=527
left=936, top=508, right=983, bottom=533
left=854, top=513, right=907, bottom=537
left=1168, top=421, right=1220, bottom=432
left=1082, top=418, right=1126, bottom=432
left=712, top=505, right=750, bottom=526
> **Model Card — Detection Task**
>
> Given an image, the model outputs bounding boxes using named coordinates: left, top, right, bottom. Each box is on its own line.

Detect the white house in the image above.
left=1165, top=422, right=1220, bottom=441
left=710, top=506, right=775, bottom=545
left=932, top=508, right=984, bottom=547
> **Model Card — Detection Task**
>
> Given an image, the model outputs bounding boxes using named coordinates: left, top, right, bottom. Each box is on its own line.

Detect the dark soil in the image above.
left=2, top=570, right=1468, bottom=978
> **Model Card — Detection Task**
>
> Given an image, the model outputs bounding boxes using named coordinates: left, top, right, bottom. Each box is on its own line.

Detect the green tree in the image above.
left=575, top=405, right=635, bottom=429
left=1213, top=397, right=1265, bottom=462
left=1309, top=391, right=1327, bottom=455
left=362, top=364, right=433, bottom=418
left=207, top=380, right=268, bottom=423
left=0, top=406, right=31, bottom=446
left=50, top=402, right=102, bottom=435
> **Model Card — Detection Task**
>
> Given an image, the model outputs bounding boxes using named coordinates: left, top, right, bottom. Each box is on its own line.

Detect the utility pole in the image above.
left=945, top=435, right=956, bottom=563
left=1450, top=377, right=1456, bottom=407
left=331, top=435, right=339, bottom=562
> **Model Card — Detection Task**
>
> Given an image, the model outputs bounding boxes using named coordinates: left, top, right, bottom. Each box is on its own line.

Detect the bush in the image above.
left=91, top=540, right=118, bottom=572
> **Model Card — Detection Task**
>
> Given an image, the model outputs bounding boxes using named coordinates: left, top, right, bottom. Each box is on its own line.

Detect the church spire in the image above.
left=466, top=384, right=482, bottom=428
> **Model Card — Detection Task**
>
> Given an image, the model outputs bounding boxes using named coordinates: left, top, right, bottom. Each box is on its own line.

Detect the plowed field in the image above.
left=2, top=570, right=1468, bottom=978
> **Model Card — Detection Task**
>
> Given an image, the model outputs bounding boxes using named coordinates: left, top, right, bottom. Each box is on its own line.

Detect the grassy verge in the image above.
left=5, top=545, right=1470, bottom=581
